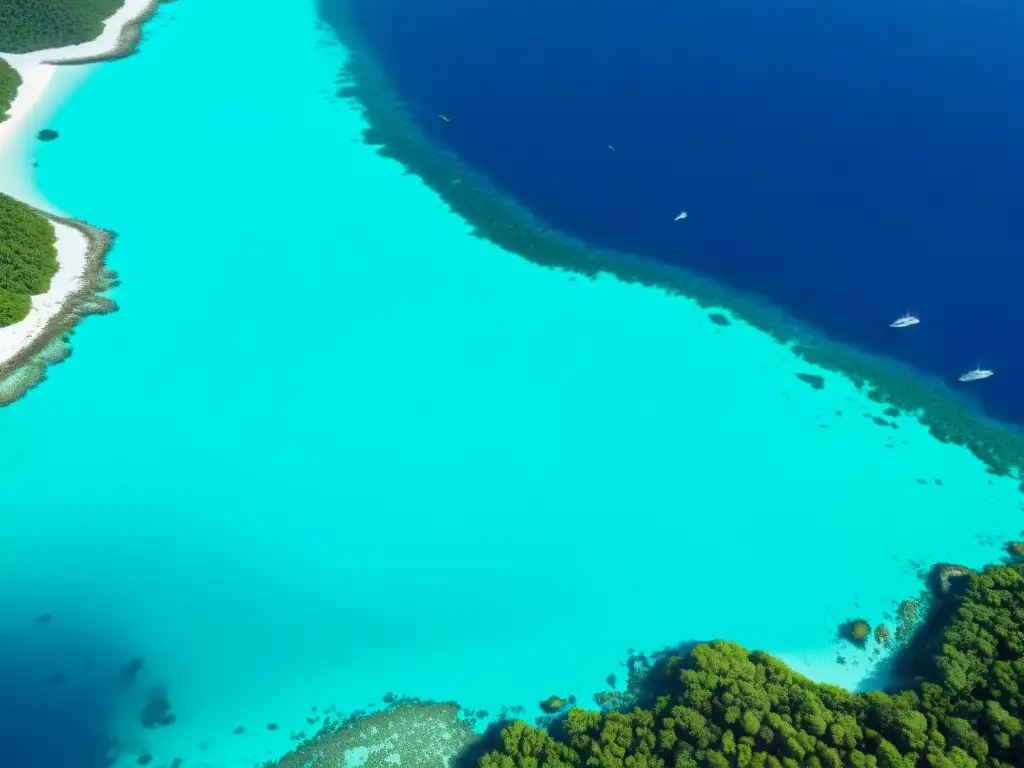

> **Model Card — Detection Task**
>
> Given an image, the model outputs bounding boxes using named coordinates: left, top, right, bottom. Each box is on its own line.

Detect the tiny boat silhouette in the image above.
left=958, top=365, right=994, bottom=383
left=890, top=312, right=919, bottom=329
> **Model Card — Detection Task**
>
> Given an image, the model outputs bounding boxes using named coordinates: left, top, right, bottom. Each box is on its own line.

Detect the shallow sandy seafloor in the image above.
left=0, top=1, right=1021, bottom=768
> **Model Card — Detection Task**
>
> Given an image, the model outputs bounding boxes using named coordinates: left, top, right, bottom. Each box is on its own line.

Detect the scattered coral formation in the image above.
left=324, top=7, right=1024, bottom=485
left=260, top=701, right=476, bottom=768
left=540, top=696, right=566, bottom=714
left=119, top=657, right=144, bottom=686
left=929, top=563, right=974, bottom=597
left=873, top=623, right=891, bottom=646
left=895, top=598, right=921, bottom=644
left=794, top=372, right=825, bottom=389
left=838, top=618, right=871, bottom=647
left=139, top=685, right=175, bottom=728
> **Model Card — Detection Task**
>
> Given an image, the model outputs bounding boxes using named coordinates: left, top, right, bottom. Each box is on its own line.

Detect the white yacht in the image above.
left=890, top=312, right=920, bottom=329
left=674, top=210, right=688, bottom=221
left=959, top=366, right=994, bottom=383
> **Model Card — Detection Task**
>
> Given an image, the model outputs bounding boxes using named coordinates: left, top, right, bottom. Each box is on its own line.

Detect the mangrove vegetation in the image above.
left=479, top=564, right=1024, bottom=768
left=0, top=193, right=59, bottom=326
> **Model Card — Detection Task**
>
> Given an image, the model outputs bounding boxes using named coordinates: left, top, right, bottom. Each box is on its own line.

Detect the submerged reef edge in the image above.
left=319, top=1, right=1024, bottom=484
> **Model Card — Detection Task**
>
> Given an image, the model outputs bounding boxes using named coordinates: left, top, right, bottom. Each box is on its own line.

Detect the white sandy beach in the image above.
left=0, top=0, right=157, bottom=370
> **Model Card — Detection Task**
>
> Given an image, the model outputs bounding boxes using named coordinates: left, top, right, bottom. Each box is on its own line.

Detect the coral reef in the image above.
left=794, top=372, right=825, bottom=389
left=928, top=563, right=973, bottom=597
left=539, top=696, right=566, bottom=714
left=838, top=618, right=871, bottom=647
left=873, top=623, right=891, bottom=646
left=260, top=701, right=476, bottom=768
left=320, top=5, right=1024, bottom=485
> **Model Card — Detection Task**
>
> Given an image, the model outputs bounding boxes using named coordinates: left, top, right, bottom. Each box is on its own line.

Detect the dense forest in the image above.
left=0, top=0, right=124, bottom=54
left=0, top=194, right=59, bottom=326
left=480, top=564, right=1024, bottom=768
left=0, top=57, right=19, bottom=122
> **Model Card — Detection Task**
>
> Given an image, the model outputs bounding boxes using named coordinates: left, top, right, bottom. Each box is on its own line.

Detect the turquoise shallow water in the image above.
left=1, top=1, right=1023, bottom=767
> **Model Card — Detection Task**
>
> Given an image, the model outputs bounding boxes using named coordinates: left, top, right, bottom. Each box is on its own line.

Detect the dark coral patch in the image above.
left=708, top=312, right=731, bottom=326
left=540, top=696, right=567, bottom=713
left=140, top=686, right=173, bottom=728
left=838, top=619, right=871, bottom=647
left=37, top=129, right=59, bottom=141
left=928, top=563, right=972, bottom=598
left=795, top=372, right=825, bottom=389
left=120, top=657, right=144, bottom=686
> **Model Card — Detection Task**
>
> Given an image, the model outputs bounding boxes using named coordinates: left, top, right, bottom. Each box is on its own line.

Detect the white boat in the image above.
left=674, top=210, right=688, bottom=221
left=959, top=366, right=994, bottom=383
left=890, top=312, right=920, bottom=329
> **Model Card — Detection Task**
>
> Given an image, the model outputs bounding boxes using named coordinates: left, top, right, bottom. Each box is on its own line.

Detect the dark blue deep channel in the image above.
left=329, top=0, right=1024, bottom=426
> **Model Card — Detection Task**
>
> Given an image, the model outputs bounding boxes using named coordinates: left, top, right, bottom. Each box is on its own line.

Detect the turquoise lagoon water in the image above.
left=1, top=1, right=1023, bottom=766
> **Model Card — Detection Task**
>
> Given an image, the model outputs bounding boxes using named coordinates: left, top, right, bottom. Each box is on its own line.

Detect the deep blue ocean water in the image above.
left=334, top=0, right=1024, bottom=425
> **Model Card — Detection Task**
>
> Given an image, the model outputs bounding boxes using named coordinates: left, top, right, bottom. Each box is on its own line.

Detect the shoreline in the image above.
left=0, top=0, right=164, bottom=401
left=0, top=213, right=117, bottom=406
left=322, top=0, right=1024, bottom=484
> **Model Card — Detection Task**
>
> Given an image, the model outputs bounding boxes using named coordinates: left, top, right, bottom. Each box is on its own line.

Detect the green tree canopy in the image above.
left=0, top=0, right=124, bottom=54
left=481, top=565, right=1024, bottom=768
left=0, top=57, right=20, bottom=122
left=0, top=193, right=59, bottom=327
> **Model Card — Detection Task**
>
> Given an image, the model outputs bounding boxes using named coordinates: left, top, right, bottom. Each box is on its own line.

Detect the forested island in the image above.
left=479, top=564, right=1024, bottom=768
left=0, top=57, right=19, bottom=122
left=0, top=194, right=59, bottom=325
left=0, top=0, right=125, bottom=53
